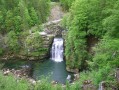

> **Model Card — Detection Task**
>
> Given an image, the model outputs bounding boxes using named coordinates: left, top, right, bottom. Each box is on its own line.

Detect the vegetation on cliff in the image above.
left=59, top=0, right=75, bottom=11
left=0, top=0, right=50, bottom=57
left=61, top=0, right=119, bottom=88
left=0, top=0, right=119, bottom=89
left=63, top=0, right=118, bottom=70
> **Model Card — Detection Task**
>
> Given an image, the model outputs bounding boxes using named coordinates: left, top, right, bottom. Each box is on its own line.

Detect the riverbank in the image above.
left=0, top=58, right=76, bottom=84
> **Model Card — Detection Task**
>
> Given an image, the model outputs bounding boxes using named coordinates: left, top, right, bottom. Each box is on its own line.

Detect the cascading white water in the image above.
left=51, top=38, right=63, bottom=62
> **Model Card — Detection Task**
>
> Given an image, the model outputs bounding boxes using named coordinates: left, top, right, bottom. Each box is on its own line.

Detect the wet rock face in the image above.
left=24, top=33, right=53, bottom=60
left=0, top=31, right=54, bottom=61
left=44, top=19, right=63, bottom=37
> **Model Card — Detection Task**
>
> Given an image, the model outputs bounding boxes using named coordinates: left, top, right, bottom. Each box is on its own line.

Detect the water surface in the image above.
left=0, top=59, right=72, bottom=84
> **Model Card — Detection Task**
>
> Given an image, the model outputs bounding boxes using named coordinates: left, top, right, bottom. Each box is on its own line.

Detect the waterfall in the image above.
left=51, top=38, right=63, bottom=62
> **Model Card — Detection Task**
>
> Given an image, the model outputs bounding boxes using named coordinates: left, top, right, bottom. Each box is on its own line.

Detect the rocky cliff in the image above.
left=0, top=2, right=65, bottom=61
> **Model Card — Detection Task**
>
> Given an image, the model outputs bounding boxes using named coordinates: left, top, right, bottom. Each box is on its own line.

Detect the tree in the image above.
left=60, top=0, right=75, bottom=11
left=29, top=0, right=50, bottom=23
left=29, top=7, right=39, bottom=26
left=5, top=10, right=14, bottom=32
left=0, top=0, right=51, bottom=55
left=103, top=0, right=119, bottom=38
left=64, top=0, right=117, bottom=70
left=18, top=0, right=32, bottom=30
left=5, top=31, right=20, bottom=53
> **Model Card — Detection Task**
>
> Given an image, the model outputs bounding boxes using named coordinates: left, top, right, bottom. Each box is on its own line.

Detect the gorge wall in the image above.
left=0, top=2, right=65, bottom=61
left=0, top=21, right=64, bottom=61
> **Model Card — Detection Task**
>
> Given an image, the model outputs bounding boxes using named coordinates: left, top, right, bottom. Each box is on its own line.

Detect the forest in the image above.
left=0, top=0, right=119, bottom=90
left=0, top=0, right=51, bottom=59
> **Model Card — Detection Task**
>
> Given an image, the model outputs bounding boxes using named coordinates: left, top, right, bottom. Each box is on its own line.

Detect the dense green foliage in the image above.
left=0, top=69, right=80, bottom=90
left=62, top=0, right=119, bottom=87
left=59, top=0, right=75, bottom=11
left=0, top=0, right=50, bottom=33
left=0, top=0, right=119, bottom=89
left=0, top=0, right=50, bottom=56
left=0, top=72, right=31, bottom=90
left=25, top=32, right=48, bottom=56
left=64, top=0, right=118, bottom=69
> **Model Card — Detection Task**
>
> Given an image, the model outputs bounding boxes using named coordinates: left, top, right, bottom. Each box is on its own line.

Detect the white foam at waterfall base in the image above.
left=51, top=38, right=63, bottom=62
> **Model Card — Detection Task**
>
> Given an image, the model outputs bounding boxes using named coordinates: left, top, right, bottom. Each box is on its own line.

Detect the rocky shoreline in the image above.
left=0, top=54, right=49, bottom=61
